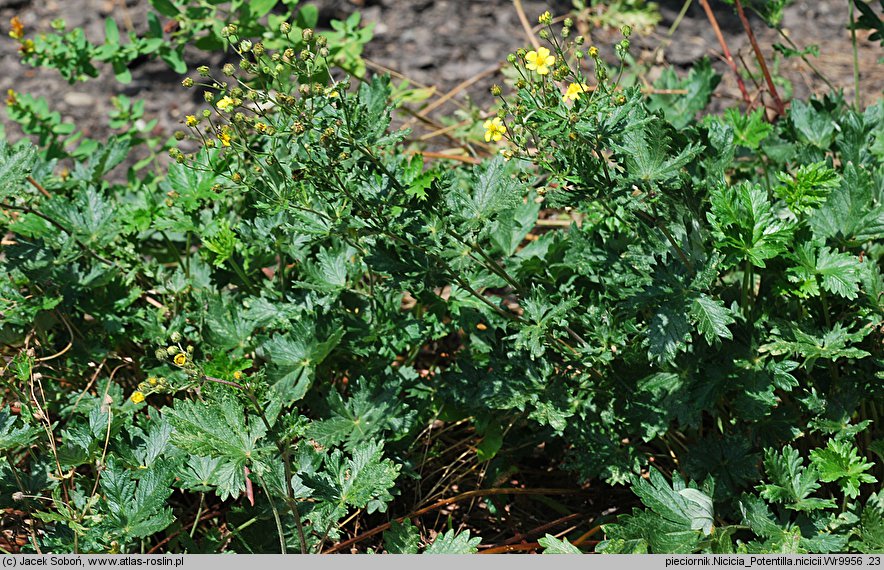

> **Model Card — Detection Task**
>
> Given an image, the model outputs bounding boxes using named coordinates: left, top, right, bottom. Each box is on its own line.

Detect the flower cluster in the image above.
left=478, top=9, right=631, bottom=158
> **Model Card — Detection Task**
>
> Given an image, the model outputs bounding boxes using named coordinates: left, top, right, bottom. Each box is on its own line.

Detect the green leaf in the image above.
left=299, top=243, right=357, bottom=293
left=632, top=468, right=715, bottom=536
left=260, top=322, right=344, bottom=406
left=759, top=446, right=836, bottom=511
left=302, top=440, right=400, bottom=515
left=809, top=162, right=884, bottom=244
left=787, top=243, right=862, bottom=300
left=723, top=107, right=773, bottom=149
left=851, top=491, right=884, bottom=553
left=539, top=534, right=583, bottom=553
left=384, top=520, right=421, bottom=554
left=306, top=385, right=413, bottom=450
left=245, top=0, right=277, bottom=19
left=790, top=100, right=836, bottom=149
left=648, top=59, right=721, bottom=130
left=424, top=529, right=482, bottom=554
left=104, top=18, right=120, bottom=45
left=810, top=439, right=877, bottom=499
left=296, top=5, right=319, bottom=29
left=760, top=323, right=871, bottom=371
left=0, top=406, right=40, bottom=451
left=616, top=120, right=703, bottom=189
left=708, top=181, right=794, bottom=268
left=815, top=247, right=863, bottom=299
left=0, top=141, right=37, bottom=201
left=774, top=162, right=839, bottom=214
left=648, top=302, right=692, bottom=363
left=98, top=457, right=175, bottom=542
left=453, top=156, right=522, bottom=225
left=854, top=0, right=884, bottom=46
left=690, top=294, right=735, bottom=344
left=166, top=397, right=269, bottom=500
left=149, top=0, right=180, bottom=17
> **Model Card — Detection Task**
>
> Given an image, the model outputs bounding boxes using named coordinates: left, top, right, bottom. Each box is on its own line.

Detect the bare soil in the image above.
left=0, top=0, right=882, bottom=148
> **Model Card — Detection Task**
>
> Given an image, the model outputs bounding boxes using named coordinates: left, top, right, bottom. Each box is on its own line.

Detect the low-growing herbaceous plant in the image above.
left=1, top=0, right=884, bottom=555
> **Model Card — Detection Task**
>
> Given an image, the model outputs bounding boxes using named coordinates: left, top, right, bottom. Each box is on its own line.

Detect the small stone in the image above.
left=63, top=92, right=95, bottom=107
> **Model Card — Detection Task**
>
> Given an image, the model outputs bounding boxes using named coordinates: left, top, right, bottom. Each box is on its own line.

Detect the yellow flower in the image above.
left=525, top=47, right=555, bottom=76
left=130, top=391, right=145, bottom=404
left=233, top=371, right=243, bottom=380
left=483, top=117, right=507, bottom=142
left=216, top=96, right=236, bottom=112
left=6, top=89, right=16, bottom=106
left=185, top=115, right=198, bottom=127
left=173, top=353, right=187, bottom=366
left=588, top=46, right=599, bottom=59
left=9, top=16, right=24, bottom=40
left=219, top=131, right=232, bottom=147
left=148, top=377, right=157, bottom=385
left=538, top=11, right=552, bottom=25
left=563, top=82, right=590, bottom=102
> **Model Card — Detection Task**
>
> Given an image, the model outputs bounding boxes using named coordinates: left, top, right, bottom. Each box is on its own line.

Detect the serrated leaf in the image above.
left=98, top=457, right=175, bottom=542
left=760, top=323, right=871, bottom=371
left=648, top=303, right=692, bottom=363
left=708, top=182, right=794, bottom=268
left=809, top=162, right=884, bottom=244
left=453, top=156, right=522, bottom=224
left=790, top=100, right=836, bottom=149
left=723, top=107, right=773, bottom=149
left=810, top=439, right=877, bottom=499
left=384, top=519, right=420, bottom=554
left=302, top=440, right=399, bottom=515
left=788, top=243, right=862, bottom=299
left=539, top=534, right=582, bottom=553
left=166, top=398, right=268, bottom=499
left=648, top=59, right=721, bottom=130
left=615, top=120, right=703, bottom=189
left=632, top=468, right=715, bottom=536
left=0, top=407, right=40, bottom=451
left=851, top=491, right=884, bottom=553
left=424, top=529, right=482, bottom=554
left=759, top=446, right=836, bottom=511
left=0, top=140, right=36, bottom=201
left=774, top=162, right=839, bottom=214
left=690, top=294, right=735, bottom=344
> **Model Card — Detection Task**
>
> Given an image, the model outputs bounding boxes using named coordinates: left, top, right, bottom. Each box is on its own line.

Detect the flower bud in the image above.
left=222, top=63, right=235, bottom=76
left=280, top=22, right=291, bottom=34
left=197, top=65, right=210, bottom=77
left=239, top=40, right=252, bottom=52
left=170, top=332, right=182, bottom=343
left=490, top=84, right=502, bottom=96
left=181, top=77, right=194, bottom=88
left=302, top=28, right=313, bottom=42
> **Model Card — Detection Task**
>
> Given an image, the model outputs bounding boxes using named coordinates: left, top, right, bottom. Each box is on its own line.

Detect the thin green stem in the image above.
left=190, top=493, right=205, bottom=539
left=849, top=0, right=861, bottom=109
left=254, top=471, right=286, bottom=554
left=742, top=260, right=753, bottom=318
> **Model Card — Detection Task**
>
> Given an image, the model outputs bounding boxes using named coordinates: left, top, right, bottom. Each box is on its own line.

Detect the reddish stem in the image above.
left=733, top=0, right=786, bottom=116
left=697, top=0, right=752, bottom=107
